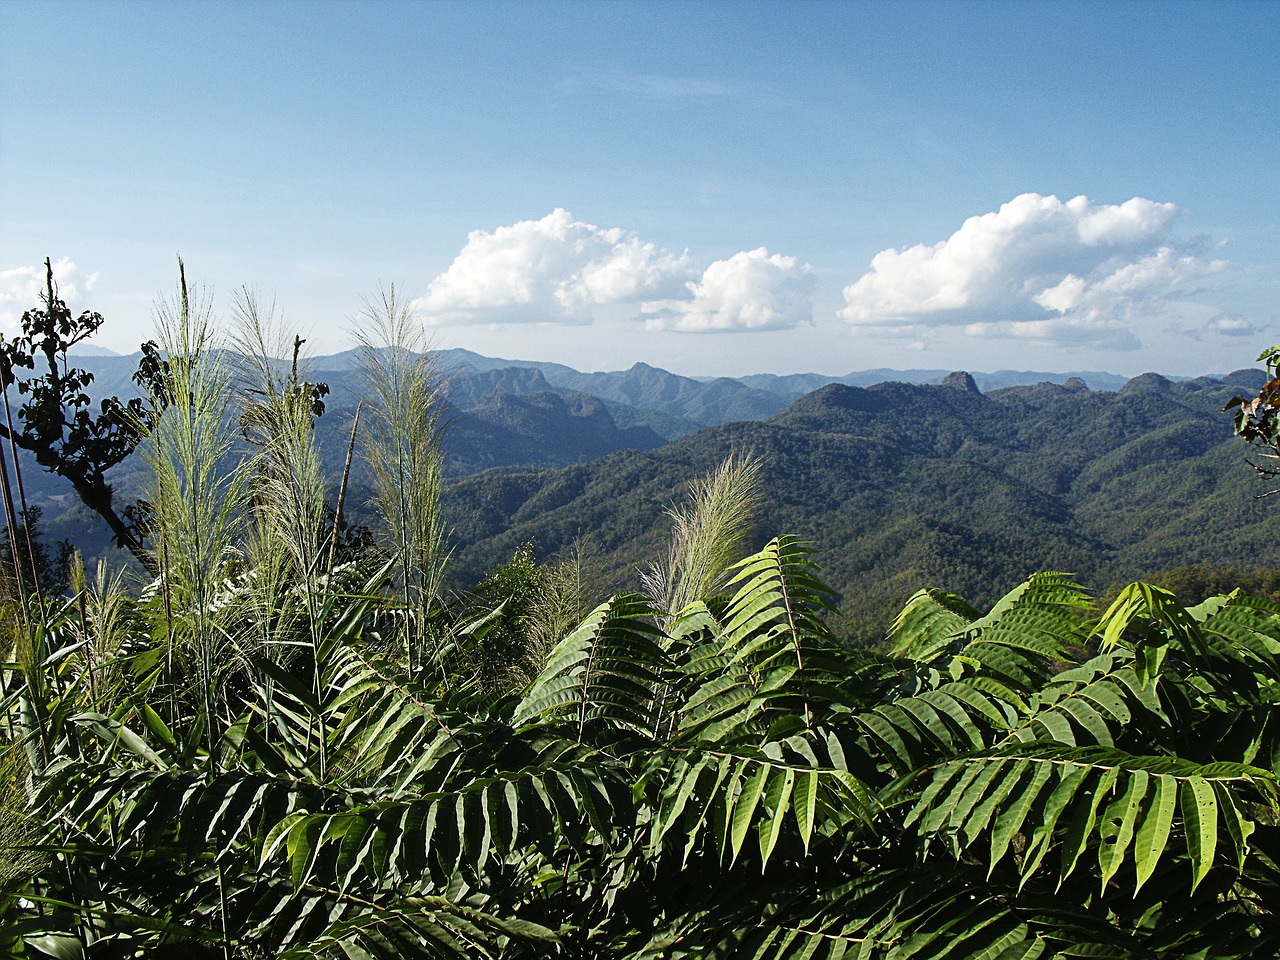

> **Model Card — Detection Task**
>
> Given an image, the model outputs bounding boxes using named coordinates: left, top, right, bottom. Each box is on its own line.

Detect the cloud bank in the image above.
left=416, top=210, right=813, bottom=333
left=839, top=193, right=1226, bottom=349
left=0, top=258, right=99, bottom=334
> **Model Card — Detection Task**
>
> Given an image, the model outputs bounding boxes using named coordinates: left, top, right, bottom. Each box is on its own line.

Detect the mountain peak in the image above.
left=1222, top=368, right=1267, bottom=391
left=1119, top=372, right=1172, bottom=396
left=940, top=371, right=981, bottom=394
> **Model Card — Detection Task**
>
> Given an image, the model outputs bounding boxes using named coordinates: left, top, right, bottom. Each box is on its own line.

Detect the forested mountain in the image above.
left=427, top=350, right=793, bottom=430
left=441, top=368, right=1280, bottom=643
left=436, top=391, right=665, bottom=475
left=305, top=347, right=1135, bottom=431
left=17, top=347, right=1274, bottom=637
left=19, top=352, right=676, bottom=555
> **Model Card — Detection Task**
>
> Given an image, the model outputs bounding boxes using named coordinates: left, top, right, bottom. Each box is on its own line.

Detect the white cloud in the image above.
left=839, top=193, right=1226, bottom=349
left=415, top=209, right=692, bottom=325
left=0, top=258, right=99, bottom=335
left=417, top=211, right=814, bottom=332
left=642, top=248, right=814, bottom=332
left=1207, top=312, right=1255, bottom=337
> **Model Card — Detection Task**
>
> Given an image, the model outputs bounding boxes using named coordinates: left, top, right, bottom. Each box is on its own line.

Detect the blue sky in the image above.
left=2, top=0, right=1276, bottom=377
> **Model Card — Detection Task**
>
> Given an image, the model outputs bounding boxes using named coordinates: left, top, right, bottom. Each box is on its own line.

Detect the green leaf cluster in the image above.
left=5, top=535, right=1280, bottom=957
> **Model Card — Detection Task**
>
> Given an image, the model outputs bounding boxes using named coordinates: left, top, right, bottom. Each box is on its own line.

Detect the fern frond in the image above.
left=1008, top=655, right=1151, bottom=748
left=905, top=744, right=1278, bottom=895
left=277, top=897, right=559, bottom=959
left=676, top=538, right=844, bottom=743
left=958, top=573, right=1093, bottom=690
left=646, top=747, right=877, bottom=871
left=513, top=593, right=667, bottom=740
left=264, top=755, right=633, bottom=893
left=1094, top=581, right=1210, bottom=685
left=888, top=587, right=978, bottom=662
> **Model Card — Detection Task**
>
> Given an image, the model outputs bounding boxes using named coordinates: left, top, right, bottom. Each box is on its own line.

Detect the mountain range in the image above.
left=436, top=366, right=1277, bottom=642
left=17, top=348, right=1277, bottom=643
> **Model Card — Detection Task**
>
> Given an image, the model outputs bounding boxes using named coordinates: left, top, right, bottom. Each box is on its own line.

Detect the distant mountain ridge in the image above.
left=66, top=343, right=1254, bottom=427
left=439, top=369, right=1280, bottom=643
left=424, top=348, right=1142, bottom=418
left=14, top=345, right=1273, bottom=606
left=735, top=367, right=1133, bottom=395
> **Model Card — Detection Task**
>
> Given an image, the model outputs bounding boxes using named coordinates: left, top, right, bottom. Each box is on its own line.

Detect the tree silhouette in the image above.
left=0, top=258, right=170, bottom=574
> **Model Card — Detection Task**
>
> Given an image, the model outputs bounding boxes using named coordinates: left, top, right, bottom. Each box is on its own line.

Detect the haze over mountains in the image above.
left=23, top=348, right=1279, bottom=643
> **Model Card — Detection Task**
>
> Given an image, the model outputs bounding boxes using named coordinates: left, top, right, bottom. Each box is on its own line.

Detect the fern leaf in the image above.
left=729, top=763, right=769, bottom=865
left=1094, top=582, right=1209, bottom=685
left=757, top=767, right=795, bottom=868
left=988, top=759, right=1053, bottom=875
left=888, top=588, right=976, bottom=662
left=1211, top=780, right=1256, bottom=873
left=513, top=593, right=666, bottom=737
left=794, top=768, right=819, bottom=853
left=1058, top=765, right=1118, bottom=886
left=963, top=760, right=1030, bottom=848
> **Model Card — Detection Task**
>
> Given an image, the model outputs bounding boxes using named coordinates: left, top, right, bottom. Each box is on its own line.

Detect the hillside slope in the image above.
left=441, top=372, right=1280, bottom=642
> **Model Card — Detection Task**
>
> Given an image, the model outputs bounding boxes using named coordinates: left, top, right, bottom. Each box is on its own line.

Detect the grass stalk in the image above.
left=354, top=286, right=448, bottom=676
left=643, top=451, right=764, bottom=740
left=231, top=287, right=332, bottom=776
left=328, top=401, right=361, bottom=580
left=232, top=289, right=329, bottom=615
left=0, top=382, right=45, bottom=611
left=143, top=261, right=248, bottom=760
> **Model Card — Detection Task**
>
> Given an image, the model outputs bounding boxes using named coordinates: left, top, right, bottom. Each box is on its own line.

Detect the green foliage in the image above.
left=1225, top=343, right=1280, bottom=494
left=464, top=544, right=543, bottom=686
left=7, top=532, right=1279, bottom=957
left=3, top=288, right=1279, bottom=955
left=0, top=257, right=171, bottom=571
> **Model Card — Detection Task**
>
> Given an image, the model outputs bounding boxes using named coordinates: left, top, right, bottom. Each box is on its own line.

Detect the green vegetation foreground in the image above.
left=2, top=272, right=1279, bottom=957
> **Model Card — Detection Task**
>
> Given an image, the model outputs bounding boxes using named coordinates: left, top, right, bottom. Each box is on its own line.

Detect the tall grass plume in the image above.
left=354, top=286, right=448, bottom=674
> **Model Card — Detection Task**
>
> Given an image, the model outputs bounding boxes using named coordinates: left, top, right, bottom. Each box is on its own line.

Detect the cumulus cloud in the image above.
left=0, top=258, right=99, bottom=334
left=416, top=210, right=814, bottom=332
left=839, top=193, right=1226, bottom=348
left=642, top=248, right=814, bottom=332
left=415, top=210, right=692, bottom=325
